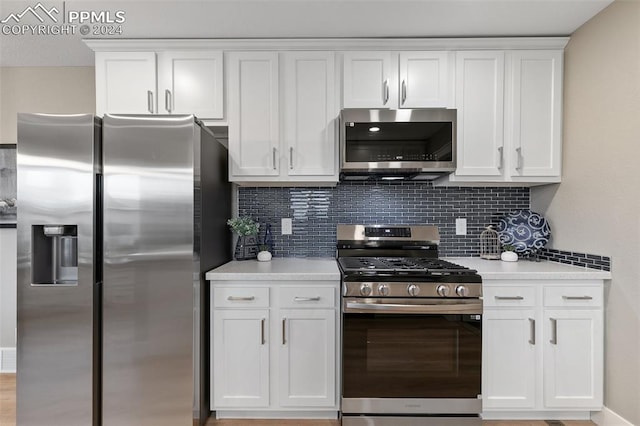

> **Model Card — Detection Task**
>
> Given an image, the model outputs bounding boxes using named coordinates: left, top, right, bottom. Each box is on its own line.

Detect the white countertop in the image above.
left=205, top=257, right=340, bottom=281
left=444, top=257, right=611, bottom=280
left=206, top=257, right=611, bottom=282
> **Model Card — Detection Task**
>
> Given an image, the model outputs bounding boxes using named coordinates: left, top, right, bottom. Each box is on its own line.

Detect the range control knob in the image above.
left=377, top=283, right=390, bottom=296
left=407, top=284, right=420, bottom=297
left=360, top=283, right=372, bottom=297
left=436, top=284, right=451, bottom=297
left=456, top=285, right=469, bottom=297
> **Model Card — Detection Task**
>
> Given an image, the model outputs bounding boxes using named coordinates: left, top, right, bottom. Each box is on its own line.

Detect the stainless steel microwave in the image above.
left=339, top=108, right=456, bottom=180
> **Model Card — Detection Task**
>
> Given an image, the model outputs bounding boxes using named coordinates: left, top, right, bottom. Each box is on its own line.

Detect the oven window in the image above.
left=342, top=313, right=481, bottom=398
left=344, top=122, right=453, bottom=163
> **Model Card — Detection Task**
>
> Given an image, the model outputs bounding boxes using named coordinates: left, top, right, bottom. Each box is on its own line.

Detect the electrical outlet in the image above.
left=455, top=218, right=467, bottom=235
left=281, top=218, right=292, bottom=235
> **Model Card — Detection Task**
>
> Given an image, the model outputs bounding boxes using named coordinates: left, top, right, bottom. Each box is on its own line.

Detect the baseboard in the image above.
left=592, top=406, right=635, bottom=426
left=0, top=347, right=16, bottom=373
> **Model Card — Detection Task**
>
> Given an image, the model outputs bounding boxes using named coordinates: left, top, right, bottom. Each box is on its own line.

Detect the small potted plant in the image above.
left=257, top=244, right=272, bottom=262
left=501, top=244, right=518, bottom=262
left=227, top=216, right=260, bottom=260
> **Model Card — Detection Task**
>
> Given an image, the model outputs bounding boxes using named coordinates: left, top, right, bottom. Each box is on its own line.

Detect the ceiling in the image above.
left=0, top=0, right=614, bottom=67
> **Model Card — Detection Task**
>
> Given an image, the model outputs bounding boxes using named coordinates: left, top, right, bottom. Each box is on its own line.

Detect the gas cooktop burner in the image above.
left=338, top=257, right=477, bottom=276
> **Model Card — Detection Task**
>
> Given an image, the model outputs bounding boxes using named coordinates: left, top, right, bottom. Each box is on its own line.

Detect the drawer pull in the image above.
left=227, top=296, right=255, bottom=301
left=294, top=296, right=321, bottom=302
left=495, top=296, right=524, bottom=300
left=562, top=295, right=593, bottom=300
left=529, top=318, right=536, bottom=345
left=550, top=318, right=557, bottom=345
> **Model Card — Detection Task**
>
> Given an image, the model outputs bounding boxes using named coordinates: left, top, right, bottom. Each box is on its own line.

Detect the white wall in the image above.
left=0, top=67, right=95, bottom=364
left=531, top=1, right=640, bottom=424
left=0, top=66, right=95, bottom=144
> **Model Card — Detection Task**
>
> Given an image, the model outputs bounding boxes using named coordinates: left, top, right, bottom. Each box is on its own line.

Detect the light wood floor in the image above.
left=1, top=373, right=595, bottom=426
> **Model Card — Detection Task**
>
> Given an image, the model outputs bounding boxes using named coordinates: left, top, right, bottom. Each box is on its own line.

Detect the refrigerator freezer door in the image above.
left=102, top=114, right=196, bottom=425
left=16, top=113, right=100, bottom=426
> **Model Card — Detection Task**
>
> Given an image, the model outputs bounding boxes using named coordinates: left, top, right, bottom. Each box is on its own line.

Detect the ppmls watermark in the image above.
left=1, top=2, right=126, bottom=36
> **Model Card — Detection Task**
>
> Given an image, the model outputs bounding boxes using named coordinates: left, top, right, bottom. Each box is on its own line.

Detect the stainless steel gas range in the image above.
left=337, top=224, right=483, bottom=426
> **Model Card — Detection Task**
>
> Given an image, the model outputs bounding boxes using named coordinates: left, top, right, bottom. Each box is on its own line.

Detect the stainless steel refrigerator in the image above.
left=16, top=113, right=231, bottom=426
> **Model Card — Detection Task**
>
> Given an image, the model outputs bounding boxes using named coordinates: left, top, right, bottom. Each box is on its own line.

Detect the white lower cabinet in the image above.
left=278, top=309, right=336, bottom=407
left=212, top=309, right=270, bottom=408
left=482, top=281, right=603, bottom=419
left=211, top=282, right=339, bottom=417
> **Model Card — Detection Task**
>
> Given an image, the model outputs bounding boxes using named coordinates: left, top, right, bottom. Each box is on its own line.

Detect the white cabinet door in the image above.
left=95, top=52, right=157, bottom=116
left=227, top=52, right=280, bottom=178
left=278, top=309, right=336, bottom=407
left=212, top=309, right=270, bottom=408
left=483, top=309, right=537, bottom=409
left=507, top=50, right=563, bottom=178
left=399, top=52, right=450, bottom=108
left=454, top=51, right=505, bottom=176
left=543, top=309, right=603, bottom=409
left=157, top=51, right=223, bottom=118
left=343, top=51, right=394, bottom=108
left=282, top=52, right=337, bottom=178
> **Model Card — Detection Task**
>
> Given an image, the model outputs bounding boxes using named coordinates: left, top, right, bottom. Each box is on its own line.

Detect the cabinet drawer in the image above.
left=213, top=287, right=270, bottom=308
left=543, top=286, right=602, bottom=308
left=483, top=286, right=536, bottom=307
left=278, top=286, right=335, bottom=308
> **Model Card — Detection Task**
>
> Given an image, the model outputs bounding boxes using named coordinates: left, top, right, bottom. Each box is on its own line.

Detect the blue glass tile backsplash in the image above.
left=238, top=182, right=530, bottom=258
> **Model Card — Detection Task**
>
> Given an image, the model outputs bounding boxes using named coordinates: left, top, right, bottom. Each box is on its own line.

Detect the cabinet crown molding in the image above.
left=84, top=37, right=569, bottom=52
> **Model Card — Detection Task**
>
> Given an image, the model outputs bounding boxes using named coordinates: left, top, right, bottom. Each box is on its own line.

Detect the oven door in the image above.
left=342, top=297, right=482, bottom=413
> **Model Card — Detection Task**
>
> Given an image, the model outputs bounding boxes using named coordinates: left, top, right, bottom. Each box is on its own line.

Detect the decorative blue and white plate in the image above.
left=495, top=209, right=551, bottom=255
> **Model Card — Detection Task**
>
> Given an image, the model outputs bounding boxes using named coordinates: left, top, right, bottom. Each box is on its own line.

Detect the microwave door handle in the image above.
left=344, top=300, right=483, bottom=315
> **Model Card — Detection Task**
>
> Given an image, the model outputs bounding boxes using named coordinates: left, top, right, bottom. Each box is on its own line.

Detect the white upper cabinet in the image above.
left=227, top=51, right=281, bottom=178
left=95, top=50, right=224, bottom=119
left=507, top=50, right=563, bottom=178
left=157, top=51, right=224, bottom=118
left=444, top=49, right=563, bottom=185
left=343, top=51, right=450, bottom=109
left=95, top=52, right=157, bottom=116
left=453, top=51, right=505, bottom=177
left=282, top=52, right=337, bottom=178
left=399, top=52, right=451, bottom=108
left=343, top=52, right=394, bottom=108
left=87, top=38, right=566, bottom=187
left=228, top=51, right=338, bottom=185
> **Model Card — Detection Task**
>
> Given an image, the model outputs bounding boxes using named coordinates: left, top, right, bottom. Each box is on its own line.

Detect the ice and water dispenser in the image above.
left=32, top=225, right=78, bottom=285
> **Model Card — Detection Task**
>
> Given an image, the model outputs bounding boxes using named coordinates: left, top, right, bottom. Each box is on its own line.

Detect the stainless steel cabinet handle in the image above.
left=401, top=80, right=407, bottom=105
left=147, top=90, right=154, bottom=113
left=494, top=295, right=524, bottom=300
left=227, top=296, right=255, bottom=301
left=383, top=79, right=389, bottom=105
left=165, top=89, right=172, bottom=113
left=282, top=318, right=286, bottom=345
left=261, top=318, right=266, bottom=345
left=272, top=147, right=277, bottom=170
left=289, top=147, right=294, bottom=169
left=550, top=318, right=557, bottom=345
left=498, top=146, right=504, bottom=170
left=529, top=318, right=535, bottom=345
left=516, top=147, right=523, bottom=171
left=562, top=295, right=593, bottom=300
left=294, top=296, right=321, bottom=302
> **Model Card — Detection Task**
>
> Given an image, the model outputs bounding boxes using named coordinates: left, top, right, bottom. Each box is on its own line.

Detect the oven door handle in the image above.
left=344, top=300, right=483, bottom=315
